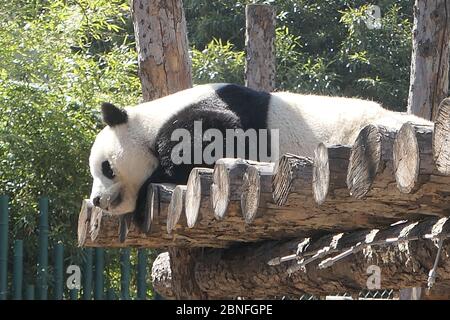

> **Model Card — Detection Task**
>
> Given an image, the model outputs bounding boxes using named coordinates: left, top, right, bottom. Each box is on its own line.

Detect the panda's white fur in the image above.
left=89, top=83, right=432, bottom=215
left=267, top=92, right=431, bottom=157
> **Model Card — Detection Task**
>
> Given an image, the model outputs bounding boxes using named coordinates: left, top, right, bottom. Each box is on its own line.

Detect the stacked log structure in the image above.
left=77, top=98, right=450, bottom=298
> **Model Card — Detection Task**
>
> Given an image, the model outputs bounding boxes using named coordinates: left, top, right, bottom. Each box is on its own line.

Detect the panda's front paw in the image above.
left=133, top=177, right=152, bottom=233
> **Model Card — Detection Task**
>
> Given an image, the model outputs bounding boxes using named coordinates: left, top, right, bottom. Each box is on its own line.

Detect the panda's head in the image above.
left=89, top=103, right=159, bottom=215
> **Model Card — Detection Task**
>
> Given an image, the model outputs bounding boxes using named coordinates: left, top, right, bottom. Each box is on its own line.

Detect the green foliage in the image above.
left=0, top=0, right=140, bottom=294
left=191, top=39, right=245, bottom=84
left=185, top=0, right=415, bottom=109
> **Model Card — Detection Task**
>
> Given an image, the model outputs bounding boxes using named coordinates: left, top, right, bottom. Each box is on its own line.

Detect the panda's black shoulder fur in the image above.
left=153, top=83, right=271, bottom=184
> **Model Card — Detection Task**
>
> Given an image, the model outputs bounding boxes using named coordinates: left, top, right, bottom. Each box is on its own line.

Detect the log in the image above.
left=347, top=124, right=397, bottom=199
left=241, top=163, right=275, bottom=223
left=211, top=158, right=272, bottom=220
left=152, top=216, right=450, bottom=298
left=245, top=4, right=276, bottom=92
left=167, top=247, right=206, bottom=299
left=272, top=154, right=313, bottom=206
left=131, top=0, right=192, bottom=101
left=407, top=0, right=449, bottom=121
left=312, top=144, right=351, bottom=205
left=343, top=124, right=450, bottom=216
left=433, top=98, right=450, bottom=175
left=151, top=252, right=175, bottom=299
left=78, top=184, right=229, bottom=248
left=167, top=185, right=187, bottom=234
left=185, top=168, right=213, bottom=228
left=393, top=123, right=434, bottom=193
left=211, top=158, right=247, bottom=220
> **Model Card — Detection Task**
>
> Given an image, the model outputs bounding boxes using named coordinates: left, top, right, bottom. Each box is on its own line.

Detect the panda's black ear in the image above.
left=101, top=102, right=128, bottom=126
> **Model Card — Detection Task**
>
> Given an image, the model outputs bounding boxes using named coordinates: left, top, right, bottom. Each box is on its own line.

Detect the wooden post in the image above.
left=407, top=0, right=449, bottom=120
left=132, top=0, right=204, bottom=299
left=131, top=0, right=192, bottom=101
left=245, top=4, right=276, bottom=92
left=405, top=1, right=449, bottom=299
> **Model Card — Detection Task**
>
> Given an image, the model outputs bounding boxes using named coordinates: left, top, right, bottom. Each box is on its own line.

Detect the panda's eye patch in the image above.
left=102, top=161, right=115, bottom=179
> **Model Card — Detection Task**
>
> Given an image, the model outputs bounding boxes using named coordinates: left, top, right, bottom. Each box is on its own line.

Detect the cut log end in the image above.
left=312, top=143, right=330, bottom=205
left=167, top=185, right=187, bottom=234
left=394, top=122, right=434, bottom=193
left=347, top=125, right=382, bottom=199
left=313, top=144, right=352, bottom=205
left=211, top=163, right=230, bottom=220
left=77, top=200, right=92, bottom=247
left=185, top=168, right=213, bottom=228
left=241, top=166, right=261, bottom=224
left=272, top=154, right=313, bottom=206
left=433, top=98, right=450, bottom=175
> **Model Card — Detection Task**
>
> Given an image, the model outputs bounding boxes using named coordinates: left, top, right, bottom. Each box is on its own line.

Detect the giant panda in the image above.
left=89, top=83, right=431, bottom=218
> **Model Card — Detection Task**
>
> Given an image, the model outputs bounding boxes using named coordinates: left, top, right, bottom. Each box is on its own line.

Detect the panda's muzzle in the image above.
left=93, top=183, right=123, bottom=212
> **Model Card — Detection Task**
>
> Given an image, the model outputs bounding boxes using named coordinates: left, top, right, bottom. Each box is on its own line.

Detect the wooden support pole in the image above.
left=245, top=4, right=276, bottom=92
left=433, top=98, right=450, bottom=175
left=407, top=0, right=449, bottom=120
left=131, top=0, right=192, bottom=101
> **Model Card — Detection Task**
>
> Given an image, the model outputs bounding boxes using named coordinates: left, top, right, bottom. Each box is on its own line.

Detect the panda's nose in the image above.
left=93, top=196, right=101, bottom=207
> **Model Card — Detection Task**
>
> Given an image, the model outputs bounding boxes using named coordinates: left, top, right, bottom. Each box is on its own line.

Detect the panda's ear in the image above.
left=101, top=102, right=128, bottom=126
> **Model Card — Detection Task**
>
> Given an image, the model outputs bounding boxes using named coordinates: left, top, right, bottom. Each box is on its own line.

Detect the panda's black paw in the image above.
left=133, top=177, right=152, bottom=233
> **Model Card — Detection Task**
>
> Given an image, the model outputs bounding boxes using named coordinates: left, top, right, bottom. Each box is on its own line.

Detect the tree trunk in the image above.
left=407, top=0, right=449, bottom=120
left=245, top=4, right=276, bottom=92
left=132, top=0, right=195, bottom=300
left=131, top=0, right=192, bottom=101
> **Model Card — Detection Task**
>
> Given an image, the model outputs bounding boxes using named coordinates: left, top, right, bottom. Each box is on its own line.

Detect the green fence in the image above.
left=0, top=195, right=151, bottom=300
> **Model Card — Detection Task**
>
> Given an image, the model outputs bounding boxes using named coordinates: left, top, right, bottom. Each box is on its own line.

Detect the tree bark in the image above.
left=185, top=168, right=213, bottom=228
left=407, top=0, right=450, bottom=120
left=131, top=0, right=192, bottom=101
left=167, top=185, right=187, bottom=234
left=151, top=252, right=175, bottom=299
left=312, top=144, right=351, bottom=205
left=347, top=125, right=397, bottom=199
left=152, top=216, right=450, bottom=299
left=433, top=98, right=450, bottom=175
left=245, top=4, right=276, bottom=92
left=393, top=123, right=435, bottom=193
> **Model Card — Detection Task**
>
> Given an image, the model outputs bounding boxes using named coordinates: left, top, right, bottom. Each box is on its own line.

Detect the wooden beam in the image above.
left=152, top=216, right=450, bottom=298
